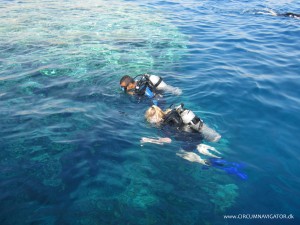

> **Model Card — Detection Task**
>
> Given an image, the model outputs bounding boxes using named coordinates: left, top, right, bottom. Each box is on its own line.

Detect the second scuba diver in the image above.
left=141, top=104, right=248, bottom=180
left=141, top=104, right=222, bottom=165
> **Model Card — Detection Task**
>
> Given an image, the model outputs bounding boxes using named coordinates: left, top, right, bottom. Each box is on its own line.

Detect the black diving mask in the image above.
left=120, top=86, right=127, bottom=92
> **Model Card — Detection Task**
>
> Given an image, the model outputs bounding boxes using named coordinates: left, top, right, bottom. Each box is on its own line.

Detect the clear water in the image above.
left=1, top=0, right=300, bottom=224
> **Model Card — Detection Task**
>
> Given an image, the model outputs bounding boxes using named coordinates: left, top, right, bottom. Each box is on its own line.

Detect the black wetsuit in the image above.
left=279, top=12, right=300, bottom=18
left=163, top=110, right=184, bottom=129
left=134, top=75, right=166, bottom=106
left=161, top=110, right=203, bottom=150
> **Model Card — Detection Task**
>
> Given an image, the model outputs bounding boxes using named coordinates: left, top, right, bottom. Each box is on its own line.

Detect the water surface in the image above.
left=1, top=0, right=300, bottom=224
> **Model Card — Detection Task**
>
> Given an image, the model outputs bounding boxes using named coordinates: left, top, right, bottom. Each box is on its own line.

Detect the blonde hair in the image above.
left=145, top=105, right=171, bottom=124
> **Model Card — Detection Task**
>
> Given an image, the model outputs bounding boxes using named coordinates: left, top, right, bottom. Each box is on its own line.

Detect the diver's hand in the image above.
left=197, top=144, right=221, bottom=158
left=176, top=150, right=209, bottom=165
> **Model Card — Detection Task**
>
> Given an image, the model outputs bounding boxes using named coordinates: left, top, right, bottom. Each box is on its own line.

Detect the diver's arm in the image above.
left=140, top=137, right=172, bottom=145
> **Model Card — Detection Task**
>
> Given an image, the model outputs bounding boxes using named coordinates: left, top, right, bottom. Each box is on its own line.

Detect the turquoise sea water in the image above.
left=1, top=0, right=300, bottom=224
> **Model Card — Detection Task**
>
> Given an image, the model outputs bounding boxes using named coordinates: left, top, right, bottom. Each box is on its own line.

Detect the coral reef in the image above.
left=210, top=183, right=239, bottom=212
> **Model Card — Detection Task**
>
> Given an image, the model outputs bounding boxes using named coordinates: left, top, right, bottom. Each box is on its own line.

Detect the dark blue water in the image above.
left=1, top=0, right=300, bottom=224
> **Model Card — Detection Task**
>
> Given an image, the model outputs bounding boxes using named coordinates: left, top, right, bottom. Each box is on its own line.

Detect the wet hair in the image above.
left=145, top=105, right=171, bottom=124
left=120, top=75, right=135, bottom=86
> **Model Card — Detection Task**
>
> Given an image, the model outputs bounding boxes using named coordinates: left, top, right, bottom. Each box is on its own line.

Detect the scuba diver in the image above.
left=277, top=12, right=300, bottom=19
left=119, top=74, right=182, bottom=105
left=281, top=12, right=300, bottom=18
left=258, top=9, right=300, bottom=19
left=141, top=104, right=247, bottom=180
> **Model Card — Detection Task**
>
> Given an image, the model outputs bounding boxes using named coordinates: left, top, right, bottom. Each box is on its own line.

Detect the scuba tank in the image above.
left=175, top=103, right=221, bottom=142
left=148, top=74, right=167, bottom=90
left=175, top=103, right=203, bottom=131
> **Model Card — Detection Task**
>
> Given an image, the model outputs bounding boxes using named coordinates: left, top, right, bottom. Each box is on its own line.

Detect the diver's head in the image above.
left=145, top=105, right=165, bottom=124
left=120, top=75, right=136, bottom=93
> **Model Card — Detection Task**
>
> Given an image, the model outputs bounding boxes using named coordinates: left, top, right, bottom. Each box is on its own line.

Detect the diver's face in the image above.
left=120, top=82, right=135, bottom=94
left=120, top=81, right=127, bottom=92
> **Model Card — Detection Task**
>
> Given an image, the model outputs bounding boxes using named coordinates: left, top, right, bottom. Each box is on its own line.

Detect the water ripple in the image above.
left=1, top=0, right=300, bottom=224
